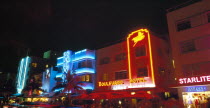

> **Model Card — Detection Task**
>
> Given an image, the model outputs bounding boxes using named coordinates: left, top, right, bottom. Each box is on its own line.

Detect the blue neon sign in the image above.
left=185, top=86, right=207, bottom=92
left=16, top=56, right=31, bottom=94
left=63, top=50, right=72, bottom=73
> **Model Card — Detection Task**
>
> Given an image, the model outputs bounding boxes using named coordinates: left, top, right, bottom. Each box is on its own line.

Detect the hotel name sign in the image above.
left=99, top=78, right=146, bottom=87
left=179, top=75, right=210, bottom=84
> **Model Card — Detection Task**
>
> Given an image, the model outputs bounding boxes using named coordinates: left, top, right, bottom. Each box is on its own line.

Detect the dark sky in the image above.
left=0, top=0, right=189, bottom=73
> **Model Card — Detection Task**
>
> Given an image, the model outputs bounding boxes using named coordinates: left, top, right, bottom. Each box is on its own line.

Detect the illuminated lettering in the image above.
left=179, top=75, right=210, bottom=84
left=196, top=77, right=201, bottom=82
left=99, top=78, right=148, bottom=87
left=192, top=77, right=196, bottom=83
left=187, top=78, right=192, bottom=83
left=207, top=76, right=210, bottom=81
left=130, top=78, right=146, bottom=83
left=202, top=76, right=206, bottom=82
left=98, top=81, right=124, bottom=87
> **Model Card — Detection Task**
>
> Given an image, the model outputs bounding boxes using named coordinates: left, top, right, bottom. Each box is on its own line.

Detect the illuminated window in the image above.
left=31, top=63, right=37, bottom=68
left=180, top=40, right=196, bottom=53
left=81, top=75, right=85, bottom=81
left=103, top=73, right=108, bottom=81
left=177, top=20, right=191, bottom=31
left=115, top=71, right=127, bottom=80
left=85, top=75, right=90, bottom=82
left=115, top=53, right=126, bottom=61
left=135, top=45, right=146, bottom=57
left=46, top=64, right=48, bottom=68
left=99, top=57, right=110, bottom=65
left=79, top=75, right=91, bottom=82
left=137, top=67, right=148, bottom=77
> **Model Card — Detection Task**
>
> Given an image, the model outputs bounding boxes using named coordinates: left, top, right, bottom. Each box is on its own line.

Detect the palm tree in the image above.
left=62, top=70, right=84, bottom=106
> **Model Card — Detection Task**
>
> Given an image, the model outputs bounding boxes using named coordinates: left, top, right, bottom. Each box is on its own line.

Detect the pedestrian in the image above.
left=206, top=97, right=210, bottom=108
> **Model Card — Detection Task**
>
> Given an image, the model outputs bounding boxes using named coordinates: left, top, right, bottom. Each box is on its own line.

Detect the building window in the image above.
left=99, top=57, right=110, bottom=65
left=135, top=45, right=146, bottom=57
left=137, top=67, right=148, bottom=77
left=31, top=63, right=37, bottom=68
left=78, top=60, right=93, bottom=68
left=207, top=13, right=210, bottom=22
left=180, top=40, right=196, bottom=53
left=177, top=20, right=191, bottom=31
left=182, top=61, right=210, bottom=77
left=103, top=73, right=108, bottom=81
left=78, top=60, right=86, bottom=68
left=182, top=64, right=200, bottom=77
left=115, top=71, right=127, bottom=80
left=115, top=53, right=126, bottom=61
left=86, top=60, right=93, bottom=68
left=80, top=74, right=92, bottom=82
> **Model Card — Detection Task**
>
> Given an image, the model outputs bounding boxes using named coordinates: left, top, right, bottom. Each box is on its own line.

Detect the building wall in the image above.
left=96, top=42, right=127, bottom=91
left=95, top=29, right=173, bottom=91
left=167, top=0, right=210, bottom=106
left=167, top=0, right=210, bottom=83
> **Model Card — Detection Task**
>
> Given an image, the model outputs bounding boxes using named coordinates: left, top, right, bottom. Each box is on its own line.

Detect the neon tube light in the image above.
left=57, top=57, right=63, bottom=59
left=147, top=30, right=155, bottom=85
left=127, top=29, right=155, bottom=85
left=73, top=55, right=95, bottom=62
left=17, top=59, right=24, bottom=89
left=75, top=49, right=87, bottom=54
left=57, top=63, right=63, bottom=66
left=22, top=57, right=29, bottom=90
left=74, top=68, right=95, bottom=74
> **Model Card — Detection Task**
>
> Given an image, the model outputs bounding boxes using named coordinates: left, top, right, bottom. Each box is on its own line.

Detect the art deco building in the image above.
left=95, top=29, right=174, bottom=106
left=167, top=0, right=210, bottom=107
left=54, top=49, right=96, bottom=94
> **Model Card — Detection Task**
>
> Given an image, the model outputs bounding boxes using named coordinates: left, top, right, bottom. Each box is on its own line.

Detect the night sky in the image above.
left=0, top=0, right=188, bottom=73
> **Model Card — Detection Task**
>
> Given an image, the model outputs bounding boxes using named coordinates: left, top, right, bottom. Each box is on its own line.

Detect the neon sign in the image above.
left=63, top=50, right=71, bottom=73
left=132, top=32, right=145, bottom=47
left=98, top=78, right=146, bottom=87
left=185, top=86, right=207, bottom=92
left=179, top=76, right=210, bottom=84
left=130, top=78, right=146, bottom=83
left=99, top=80, right=124, bottom=87
left=16, top=56, right=31, bottom=94
left=126, top=29, right=155, bottom=87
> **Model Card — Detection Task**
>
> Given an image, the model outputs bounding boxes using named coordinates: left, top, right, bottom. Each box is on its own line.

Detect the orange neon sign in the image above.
left=126, top=29, right=155, bottom=86
left=132, top=32, right=145, bottom=47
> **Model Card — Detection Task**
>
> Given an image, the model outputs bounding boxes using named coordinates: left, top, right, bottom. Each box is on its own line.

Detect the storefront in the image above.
left=178, top=86, right=210, bottom=108
left=176, top=75, right=210, bottom=107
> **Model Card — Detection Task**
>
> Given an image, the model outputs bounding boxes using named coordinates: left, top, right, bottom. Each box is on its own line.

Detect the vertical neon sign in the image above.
left=62, top=50, right=72, bottom=81
left=16, top=56, right=31, bottom=94
left=127, top=29, right=155, bottom=87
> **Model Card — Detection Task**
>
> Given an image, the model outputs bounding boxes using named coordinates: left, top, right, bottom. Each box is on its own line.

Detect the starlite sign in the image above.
left=179, top=75, right=210, bottom=84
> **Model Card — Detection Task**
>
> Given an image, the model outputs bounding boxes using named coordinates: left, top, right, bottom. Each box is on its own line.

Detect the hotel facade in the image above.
left=95, top=29, right=174, bottom=106
left=167, top=0, right=210, bottom=107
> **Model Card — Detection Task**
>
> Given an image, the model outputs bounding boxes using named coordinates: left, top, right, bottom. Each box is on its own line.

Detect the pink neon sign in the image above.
left=179, top=76, right=210, bottom=84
